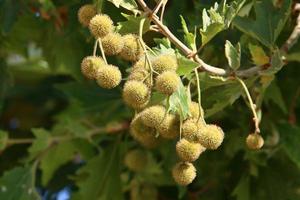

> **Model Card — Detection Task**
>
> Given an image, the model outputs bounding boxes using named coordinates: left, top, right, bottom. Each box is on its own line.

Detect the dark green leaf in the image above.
left=180, top=16, right=196, bottom=51
left=117, top=14, right=150, bottom=34
left=107, top=0, right=139, bottom=14
left=231, top=176, right=250, bottom=200
left=0, top=130, right=8, bottom=151
left=176, top=53, right=199, bottom=76
left=225, top=40, right=241, bottom=70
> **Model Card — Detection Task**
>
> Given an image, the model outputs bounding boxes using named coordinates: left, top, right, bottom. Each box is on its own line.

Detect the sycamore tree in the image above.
left=1, top=0, right=300, bottom=199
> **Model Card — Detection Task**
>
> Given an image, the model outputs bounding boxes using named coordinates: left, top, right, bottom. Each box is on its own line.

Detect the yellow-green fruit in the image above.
left=128, top=69, right=151, bottom=87
left=101, top=32, right=124, bottom=56
left=81, top=56, right=105, bottom=79
left=96, top=65, right=121, bottom=89
left=140, top=105, right=166, bottom=128
left=120, top=34, right=143, bottom=62
left=157, top=114, right=180, bottom=139
left=246, top=133, right=264, bottom=150
left=182, top=118, right=203, bottom=142
left=133, top=56, right=150, bottom=70
left=89, top=14, right=114, bottom=38
left=78, top=4, right=97, bottom=27
left=172, top=162, right=196, bottom=186
left=176, top=139, right=205, bottom=162
left=123, top=80, right=149, bottom=109
left=198, top=124, right=224, bottom=150
left=130, top=115, right=159, bottom=148
left=124, top=149, right=147, bottom=172
left=155, top=71, right=180, bottom=95
left=189, top=101, right=204, bottom=119
left=152, top=54, right=178, bottom=74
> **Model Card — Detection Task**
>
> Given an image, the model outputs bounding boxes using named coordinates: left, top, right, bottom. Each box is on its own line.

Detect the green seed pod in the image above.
left=198, top=124, right=224, bottom=150
left=123, top=80, right=150, bottom=109
left=152, top=54, right=178, bottom=74
left=176, top=139, right=205, bottom=162
left=89, top=14, right=114, bottom=38
left=81, top=56, right=105, bottom=79
left=96, top=64, right=122, bottom=89
left=78, top=4, right=97, bottom=27
left=246, top=133, right=264, bottom=150
left=130, top=115, right=159, bottom=148
left=140, top=105, right=166, bottom=128
left=182, top=118, right=204, bottom=142
left=119, top=34, right=143, bottom=62
left=155, top=71, right=180, bottom=95
left=124, top=149, right=148, bottom=172
left=189, top=101, right=204, bottom=119
left=172, top=162, right=196, bottom=186
left=157, top=114, right=180, bottom=139
left=128, top=69, right=152, bottom=88
left=101, top=32, right=124, bottom=56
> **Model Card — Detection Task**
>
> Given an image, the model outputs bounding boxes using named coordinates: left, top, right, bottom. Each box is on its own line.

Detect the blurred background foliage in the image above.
left=0, top=0, right=300, bottom=199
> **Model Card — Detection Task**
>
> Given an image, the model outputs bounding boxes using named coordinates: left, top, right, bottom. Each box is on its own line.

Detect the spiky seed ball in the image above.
left=119, top=34, right=143, bottom=62
left=198, top=124, right=224, bottom=150
left=81, top=56, right=105, bottom=79
left=246, top=133, right=264, bottom=150
left=155, top=71, right=180, bottom=95
left=140, top=105, right=166, bottom=128
left=133, top=56, right=150, bottom=70
left=189, top=101, right=204, bottom=119
left=96, top=65, right=121, bottom=89
left=130, top=115, right=159, bottom=148
left=182, top=118, right=204, bottom=142
left=152, top=54, right=178, bottom=74
left=123, top=80, right=149, bottom=109
left=157, top=114, right=180, bottom=139
left=128, top=69, right=152, bottom=88
left=124, top=149, right=147, bottom=172
left=101, top=32, right=124, bottom=56
left=89, top=14, right=114, bottom=38
left=172, top=162, right=196, bottom=186
left=176, top=139, right=205, bottom=162
left=78, top=4, right=97, bottom=27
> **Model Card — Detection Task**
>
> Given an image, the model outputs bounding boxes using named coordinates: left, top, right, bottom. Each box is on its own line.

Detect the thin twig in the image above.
left=194, top=68, right=203, bottom=121
left=93, top=39, right=98, bottom=56
left=236, top=78, right=260, bottom=133
left=152, top=0, right=164, bottom=15
left=97, top=38, right=107, bottom=64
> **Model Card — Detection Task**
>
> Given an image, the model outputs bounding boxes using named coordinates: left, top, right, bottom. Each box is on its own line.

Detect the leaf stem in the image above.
left=97, top=38, right=107, bottom=64
left=93, top=39, right=98, bottom=56
left=194, top=68, right=203, bottom=121
left=236, top=77, right=260, bottom=133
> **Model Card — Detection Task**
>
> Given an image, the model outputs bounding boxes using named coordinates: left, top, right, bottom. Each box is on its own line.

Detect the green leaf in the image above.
left=248, top=44, right=269, bottom=66
left=261, top=49, right=284, bottom=75
left=231, top=176, right=250, bottom=200
left=0, top=166, right=40, bottom=200
left=107, top=0, right=139, bottom=14
left=225, top=40, right=241, bottom=70
left=234, top=0, right=292, bottom=48
left=279, top=123, right=300, bottom=168
left=168, top=81, right=190, bottom=120
left=200, top=0, right=245, bottom=47
left=180, top=16, right=196, bottom=51
left=117, top=14, right=150, bottom=34
left=28, top=128, right=51, bottom=160
left=0, top=130, right=8, bottom=151
left=176, top=53, right=199, bottom=76
left=73, top=142, right=122, bottom=200
left=286, top=52, right=300, bottom=62
left=264, top=80, right=287, bottom=113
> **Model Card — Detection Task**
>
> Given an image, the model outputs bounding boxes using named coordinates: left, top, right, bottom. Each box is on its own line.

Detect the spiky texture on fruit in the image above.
left=128, top=69, right=151, bottom=88
left=246, top=133, right=264, bottom=150
left=133, top=56, right=150, bottom=70
left=81, top=56, right=105, bottom=79
left=96, top=65, right=121, bottom=89
left=198, top=124, right=224, bottom=150
left=78, top=4, right=97, bottom=27
left=119, top=34, right=143, bottom=62
left=101, top=32, right=124, bottom=56
left=155, top=71, right=180, bottom=95
left=124, top=149, right=147, bottom=172
left=140, top=105, right=166, bottom=128
left=182, top=118, right=204, bottom=142
left=157, top=114, right=180, bottom=139
left=123, top=80, right=149, bottom=109
left=172, top=162, right=196, bottom=186
left=176, top=139, right=205, bottom=162
left=152, top=54, right=178, bottom=74
left=130, top=115, right=159, bottom=148
left=189, top=101, right=204, bottom=119
left=89, top=14, right=114, bottom=38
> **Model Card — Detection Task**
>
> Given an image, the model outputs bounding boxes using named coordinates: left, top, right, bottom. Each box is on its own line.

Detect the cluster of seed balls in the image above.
left=78, top=4, right=264, bottom=186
